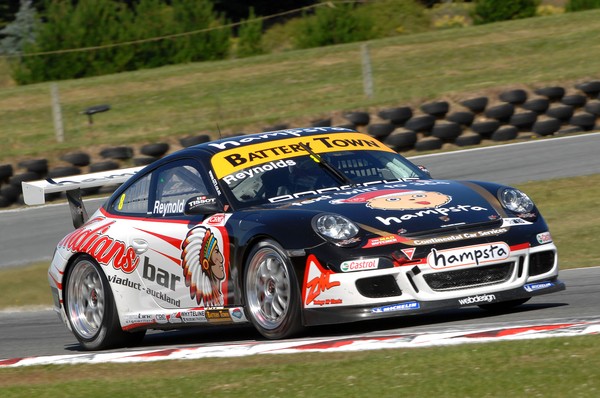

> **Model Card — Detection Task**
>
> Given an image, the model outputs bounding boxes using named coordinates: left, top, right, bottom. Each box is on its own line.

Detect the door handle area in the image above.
left=131, top=239, right=149, bottom=255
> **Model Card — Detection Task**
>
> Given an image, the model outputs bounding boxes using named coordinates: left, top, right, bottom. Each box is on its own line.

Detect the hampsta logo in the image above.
left=427, top=242, right=510, bottom=269
left=458, top=294, right=496, bottom=305
left=58, top=217, right=140, bottom=273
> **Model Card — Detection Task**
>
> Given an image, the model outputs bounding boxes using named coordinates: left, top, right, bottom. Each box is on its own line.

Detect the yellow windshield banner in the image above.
left=211, top=133, right=395, bottom=179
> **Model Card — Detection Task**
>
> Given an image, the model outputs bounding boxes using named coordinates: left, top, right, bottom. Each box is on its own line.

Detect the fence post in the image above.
left=361, top=43, right=374, bottom=99
left=51, top=83, right=64, bottom=143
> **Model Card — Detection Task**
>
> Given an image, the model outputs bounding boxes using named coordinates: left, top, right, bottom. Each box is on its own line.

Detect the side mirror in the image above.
left=184, top=195, right=222, bottom=215
left=417, top=165, right=432, bottom=178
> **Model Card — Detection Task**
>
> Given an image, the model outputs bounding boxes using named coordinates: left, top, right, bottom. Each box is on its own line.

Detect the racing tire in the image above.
left=415, top=136, right=443, bottom=152
left=561, top=94, right=587, bottom=108
left=521, top=98, right=550, bottom=114
left=133, top=157, right=157, bottom=166
left=575, top=80, right=600, bottom=98
left=48, top=166, right=81, bottom=178
left=263, top=123, right=289, bottom=132
left=0, top=185, right=20, bottom=203
left=484, top=103, right=514, bottom=122
left=18, top=158, right=48, bottom=175
left=311, top=118, right=332, bottom=127
left=0, top=196, right=11, bottom=208
left=569, top=112, right=597, bottom=131
left=499, top=89, right=527, bottom=105
left=491, top=125, right=518, bottom=142
left=470, top=119, right=500, bottom=138
left=420, top=101, right=449, bottom=118
left=0, top=164, right=13, bottom=181
left=343, top=111, right=370, bottom=126
left=367, top=123, right=395, bottom=139
left=64, top=255, right=145, bottom=350
left=9, top=171, right=40, bottom=189
left=460, top=96, right=488, bottom=113
left=509, top=111, right=538, bottom=131
left=244, top=240, right=304, bottom=340
left=140, top=143, right=169, bottom=157
left=404, top=115, right=436, bottom=134
left=584, top=100, right=600, bottom=116
left=89, top=160, right=120, bottom=173
left=478, top=298, right=530, bottom=312
left=378, top=107, right=413, bottom=125
left=454, top=132, right=482, bottom=147
left=546, top=104, right=574, bottom=121
left=534, top=86, right=565, bottom=101
left=100, top=146, right=133, bottom=160
left=180, top=134, right=211, bottom=148
left=431, top=121, right=462, bottom=141
left=383, top=129, right=417, bottom=151
left=532, top=118, right=561, bottom=136
left=445, top=111, right=475, bottom=127
left=60, top=152, right=91, bottom=167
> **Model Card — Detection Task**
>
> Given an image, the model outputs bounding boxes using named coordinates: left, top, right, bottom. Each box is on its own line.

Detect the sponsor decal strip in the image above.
left=211, top=132, right=394, bottom=179
left=3, top=320, right=599, bottom=367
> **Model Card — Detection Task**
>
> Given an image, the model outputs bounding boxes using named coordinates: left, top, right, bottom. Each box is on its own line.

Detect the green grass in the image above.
left=1, top=173, right=598, bottom=310
left=1, top=335, right=599, bottom=397
left=1, top=10, right=600, bottom=165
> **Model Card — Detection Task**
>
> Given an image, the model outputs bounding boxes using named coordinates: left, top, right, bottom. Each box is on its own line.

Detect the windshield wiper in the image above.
left=298, top=143, right=356, bottom=187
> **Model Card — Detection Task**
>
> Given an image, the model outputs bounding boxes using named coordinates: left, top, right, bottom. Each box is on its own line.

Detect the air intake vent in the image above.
left=424, top=262, right=514, bottom=291
left=529, top=251, right=555, bottom=276
left=356, top=275, right=402, bottom=298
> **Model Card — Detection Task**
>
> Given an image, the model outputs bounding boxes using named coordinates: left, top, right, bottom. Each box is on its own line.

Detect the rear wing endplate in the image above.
left=21, top=166, right=143, bottom=206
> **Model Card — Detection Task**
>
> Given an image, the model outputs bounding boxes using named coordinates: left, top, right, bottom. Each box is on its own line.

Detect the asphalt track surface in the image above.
left=0, top=132, right=599, bottom=360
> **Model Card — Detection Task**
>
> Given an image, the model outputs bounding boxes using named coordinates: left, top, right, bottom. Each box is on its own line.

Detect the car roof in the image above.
left=174, top=126, right=358, bottom=157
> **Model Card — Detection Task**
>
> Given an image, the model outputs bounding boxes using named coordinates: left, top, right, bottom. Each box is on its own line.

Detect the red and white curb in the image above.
left=1, top=319, right=599, bottom=368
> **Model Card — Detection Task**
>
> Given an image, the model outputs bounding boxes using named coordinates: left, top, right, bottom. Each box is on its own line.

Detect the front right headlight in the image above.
left=498, top=188, right=534, bottom=213
left=312, top=213, right=359, bottom=244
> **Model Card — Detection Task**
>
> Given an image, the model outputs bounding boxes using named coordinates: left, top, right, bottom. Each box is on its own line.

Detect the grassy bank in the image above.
left=1, top=10, right=599, bottom=165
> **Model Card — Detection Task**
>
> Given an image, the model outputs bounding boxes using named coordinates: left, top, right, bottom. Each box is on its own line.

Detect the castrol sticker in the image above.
left=340, top=258, right=379, bottom=272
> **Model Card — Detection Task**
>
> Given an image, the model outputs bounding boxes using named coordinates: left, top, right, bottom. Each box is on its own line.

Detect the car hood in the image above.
left=269, top=180, right=504, bottom=235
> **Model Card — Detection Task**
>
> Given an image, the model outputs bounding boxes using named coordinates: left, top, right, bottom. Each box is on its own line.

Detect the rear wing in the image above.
left=22, top=166, right=143, bottom=228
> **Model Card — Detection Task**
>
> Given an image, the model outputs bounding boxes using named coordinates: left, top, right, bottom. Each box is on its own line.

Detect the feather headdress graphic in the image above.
left=181, top=226, right=225, bottom=307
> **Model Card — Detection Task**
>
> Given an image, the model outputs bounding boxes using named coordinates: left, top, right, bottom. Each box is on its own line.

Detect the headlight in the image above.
left=499, top=188, right=534, bottom=213
left=313, top=214, right=359, bottom=243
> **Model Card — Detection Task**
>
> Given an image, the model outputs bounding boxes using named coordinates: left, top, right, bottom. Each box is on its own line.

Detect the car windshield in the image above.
left=218, top=149, right=428, bottom=209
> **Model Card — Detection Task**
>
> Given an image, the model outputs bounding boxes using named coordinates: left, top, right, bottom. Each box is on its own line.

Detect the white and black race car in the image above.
left=23, top=127, right=564, bottom=350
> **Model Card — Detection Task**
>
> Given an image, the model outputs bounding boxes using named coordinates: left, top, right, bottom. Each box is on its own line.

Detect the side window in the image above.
left=151, top=162, right=209, bottom=217
left=112, top=173, right=152, bottom=214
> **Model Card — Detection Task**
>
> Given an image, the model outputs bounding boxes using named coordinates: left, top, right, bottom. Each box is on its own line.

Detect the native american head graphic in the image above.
left=181, top=226, right=225, bottom=307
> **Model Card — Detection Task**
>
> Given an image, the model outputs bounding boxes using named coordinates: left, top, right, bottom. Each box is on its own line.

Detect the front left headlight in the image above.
left=313, top=213, right=359, bottom=244
left=499, top=188, right=534, bottom=213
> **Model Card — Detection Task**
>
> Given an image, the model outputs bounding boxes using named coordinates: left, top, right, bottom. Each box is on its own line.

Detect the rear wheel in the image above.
left=244, top=240, right=303, bottom=339
left=64, top=255, right=145, bottom=350
left=478, top=298, right=530, bottom=312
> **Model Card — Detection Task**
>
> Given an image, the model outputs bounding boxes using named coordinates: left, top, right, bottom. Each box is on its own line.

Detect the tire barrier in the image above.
left=499, top=89, right=528, bottom=105
left=367, top=123, right=395, bottom=139
left=99, top=146, right=134, bottom=160
left=421, top=101, right=449, bottom=118
left=140, top=143, right=170, bottom=157
left=405, top=114, right=436, bottom=133
left=343, top=111, right=370, bottom=126
left=446, top=111, right=475, bottom=127
left=378, top=107, right=413, bottom=126
left=60, top=152, right=91, bottom=167
left=383, top=129, right=417, bottom=151
left=2, top=80, right=599, bottom=209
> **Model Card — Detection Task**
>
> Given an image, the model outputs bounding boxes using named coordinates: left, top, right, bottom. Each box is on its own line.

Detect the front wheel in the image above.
left=244, top=240, right=304, bottom=339
left=64, top=255, right=145, bottom=350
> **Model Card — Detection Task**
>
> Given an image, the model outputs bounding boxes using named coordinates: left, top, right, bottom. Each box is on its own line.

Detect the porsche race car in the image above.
left=23, top=127, right=565, bottom=350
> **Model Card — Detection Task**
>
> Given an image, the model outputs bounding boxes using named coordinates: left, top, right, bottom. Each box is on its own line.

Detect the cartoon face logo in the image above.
left=181, top=226, right=225, bottom=307
left=333, top=189, right=451, bottom=210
